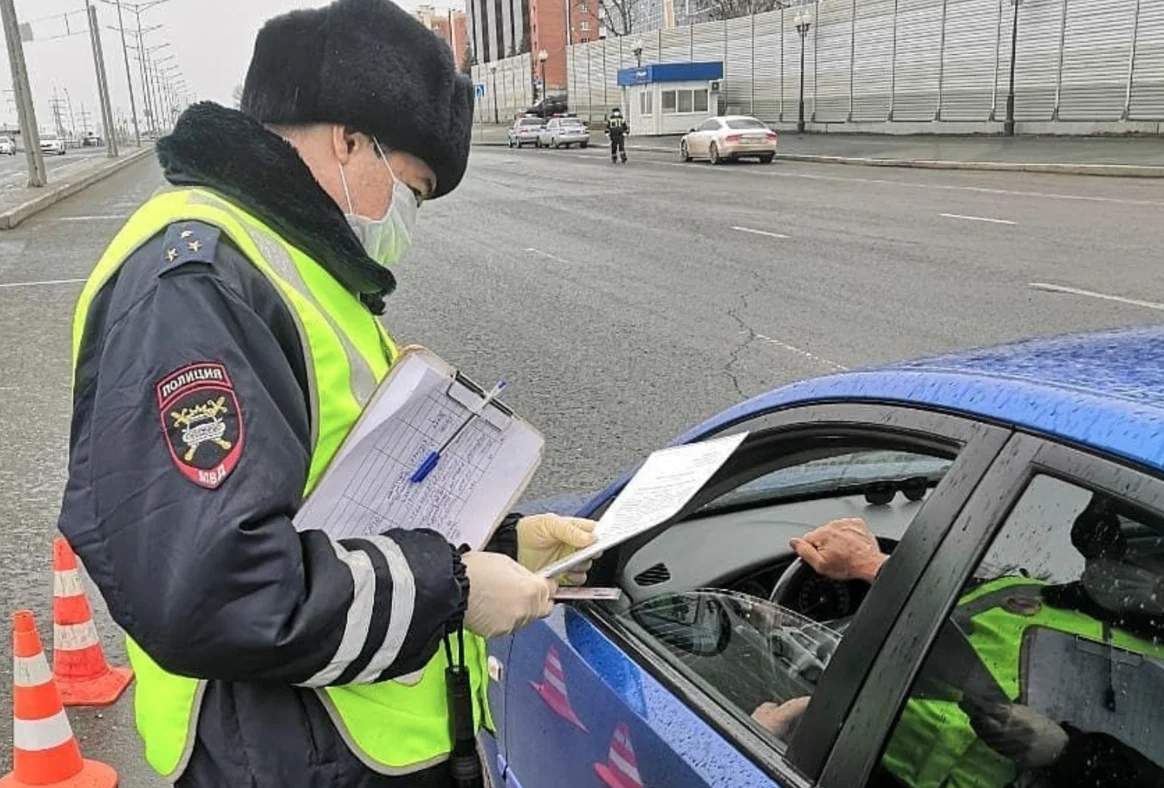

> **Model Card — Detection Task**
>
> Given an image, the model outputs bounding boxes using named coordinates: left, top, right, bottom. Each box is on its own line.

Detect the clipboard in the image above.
left=293, top=346, right=544, bottom=550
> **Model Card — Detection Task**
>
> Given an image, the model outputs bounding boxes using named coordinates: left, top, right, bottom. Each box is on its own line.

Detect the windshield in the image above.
left=42, top=134, right=59, bottom=141
left=725, top=119, right=767, bottom=130
left=560, top=119, right=584, bottom=127
left=519, top=118, right=542, bottom=127
left=703, top=450, right=952, bottom=513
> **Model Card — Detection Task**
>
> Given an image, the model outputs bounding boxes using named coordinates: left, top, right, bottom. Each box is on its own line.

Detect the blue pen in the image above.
left=409, top=380, right=508, bottom=484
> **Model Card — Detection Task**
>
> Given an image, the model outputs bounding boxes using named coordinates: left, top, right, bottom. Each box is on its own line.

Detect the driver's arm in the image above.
left=790, top=518, right=888, bottom=584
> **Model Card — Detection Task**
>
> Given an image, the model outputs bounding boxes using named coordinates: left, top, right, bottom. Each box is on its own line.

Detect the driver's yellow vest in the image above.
left=881, top=575, right=1164, bottom=788
left=71, top=187, right=493, bottom=780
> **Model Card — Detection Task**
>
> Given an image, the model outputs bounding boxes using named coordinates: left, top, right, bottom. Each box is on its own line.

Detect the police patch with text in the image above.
left=156, top=363, right=244, bottom=489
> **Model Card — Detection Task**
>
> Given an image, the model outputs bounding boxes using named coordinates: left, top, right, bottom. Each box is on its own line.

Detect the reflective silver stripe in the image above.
left=352, top=535, right=417, bottom=684
left=186, top=192, right=379, bottom=408
left=299, top=541, right=378, bottom=688
left=313, top=689, right=450, bottom=776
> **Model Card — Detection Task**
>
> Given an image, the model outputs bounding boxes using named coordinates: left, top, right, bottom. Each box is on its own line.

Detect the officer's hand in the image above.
left=462, top=552, right=557, bottom=639
left=751, top=696, right=810, bottom=740
left=961, top=699, right=1069, bottom=769
left=790, top=518, right=888, bottom=583
left=517, top=514, right=599, bottom=585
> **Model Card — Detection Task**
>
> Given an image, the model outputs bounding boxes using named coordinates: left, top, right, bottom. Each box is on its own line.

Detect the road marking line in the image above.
left=56, top=215, right=128, bottom=222
left=1029, top=282, right=1164, bottom=312
left=940, top=213, right=1016, bottom=225
left=524, top=247, right=573, bottom=265
left=731, top=226, right=790, bottom=239
left=0, top=277, right=85, bottom=289
left=742, top=330, right=849, bottom=371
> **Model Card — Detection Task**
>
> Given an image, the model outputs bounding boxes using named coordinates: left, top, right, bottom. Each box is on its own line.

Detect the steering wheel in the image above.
left=768, top=538, right=898, bottom=614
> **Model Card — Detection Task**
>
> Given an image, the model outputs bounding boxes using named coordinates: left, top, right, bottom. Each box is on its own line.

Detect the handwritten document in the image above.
left=294, top=348, right=543, bottom=550
left=539, top=432, right=748, bottom=578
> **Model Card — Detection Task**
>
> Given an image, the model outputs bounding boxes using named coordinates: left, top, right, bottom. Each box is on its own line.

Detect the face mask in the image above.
left=1082, top=557, right=1164, bottom=617
left=338, top=138, right=419, bottom=266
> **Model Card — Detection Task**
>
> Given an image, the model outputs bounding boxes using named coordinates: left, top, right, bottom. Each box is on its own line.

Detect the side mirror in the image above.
left=688, top=127, right=697, bottom=133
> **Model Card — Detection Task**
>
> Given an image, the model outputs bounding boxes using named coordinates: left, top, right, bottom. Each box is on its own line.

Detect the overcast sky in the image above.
left=4, top=0, right=440, bottom=134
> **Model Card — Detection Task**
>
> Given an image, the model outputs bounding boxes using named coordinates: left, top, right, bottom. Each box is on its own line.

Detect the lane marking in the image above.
left=731, top=226, right=790, bottom=239
left=0, top=277, right=85, bottom=289
left=1029, top=282, right=1164, bottom=312
left=56, top=214, right=129, bottom=222
left=742, top=330, right=849, bottom=372
left=940, top=213, right=1016, bottom=225
left=524, top=247, right=574, bottom=265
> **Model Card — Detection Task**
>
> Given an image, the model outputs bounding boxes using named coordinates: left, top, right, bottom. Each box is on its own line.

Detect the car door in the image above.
left=691, top=119, right=719, bottom=157
left=491, top=403, right=1010, bottom=788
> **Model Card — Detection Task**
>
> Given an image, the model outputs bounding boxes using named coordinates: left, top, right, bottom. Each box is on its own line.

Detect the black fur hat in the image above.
left=241, top=0, right=473, bottom=199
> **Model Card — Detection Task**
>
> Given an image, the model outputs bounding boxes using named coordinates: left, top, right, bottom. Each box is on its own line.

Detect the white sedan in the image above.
left=680, top=116, right=778, bottom=164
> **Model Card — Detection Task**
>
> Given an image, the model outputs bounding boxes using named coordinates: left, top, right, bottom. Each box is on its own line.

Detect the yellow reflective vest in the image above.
left=72, top=187, right=492, bottom=780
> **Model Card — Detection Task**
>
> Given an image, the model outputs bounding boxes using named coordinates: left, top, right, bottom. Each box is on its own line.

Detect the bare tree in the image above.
left=706, top=0, right=786, bottom=22
left=231, top=84, right=244, bottom=109
left=598, top=0, right=637, bottom=36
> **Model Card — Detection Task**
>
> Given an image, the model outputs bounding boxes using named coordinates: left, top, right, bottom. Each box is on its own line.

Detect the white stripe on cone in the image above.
left=608, top=748, right=643, bottom=787
left=53, top=568, right=85, bottom=598
left=13, top=709, right=73, bottom=751
left=14, top=654, right=53, bottom=687
left=544, top=669, right=568, bottom=695
left=53, top=621, right=100, bottom=651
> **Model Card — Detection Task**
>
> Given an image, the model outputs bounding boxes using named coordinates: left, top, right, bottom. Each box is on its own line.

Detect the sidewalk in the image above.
left=471, top=124, right=1164, bottom=177
left=0, top=146, right=154, bottom=230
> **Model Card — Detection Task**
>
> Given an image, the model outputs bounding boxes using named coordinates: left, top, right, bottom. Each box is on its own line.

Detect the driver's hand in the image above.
left=752, top=696, right=811, bottom=739
left=790, top=518, right=888, bottom=584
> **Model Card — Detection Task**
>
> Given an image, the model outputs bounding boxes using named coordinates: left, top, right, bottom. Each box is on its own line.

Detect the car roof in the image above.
left=682, top=327, right=1164, bottom=474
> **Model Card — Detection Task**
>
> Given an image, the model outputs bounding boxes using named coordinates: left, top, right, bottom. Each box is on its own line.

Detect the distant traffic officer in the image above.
left=607, top=107, right=629, bottom=163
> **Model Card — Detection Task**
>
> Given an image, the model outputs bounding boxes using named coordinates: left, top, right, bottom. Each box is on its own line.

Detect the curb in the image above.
left=0, top=146, right=155, bottom=231
left=471, top=138, right=1164, bottom=177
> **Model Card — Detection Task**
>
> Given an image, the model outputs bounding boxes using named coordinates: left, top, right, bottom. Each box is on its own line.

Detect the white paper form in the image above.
left=294, top=348, right=543, bottom=550
left=539, top=432, right=748, bottom=578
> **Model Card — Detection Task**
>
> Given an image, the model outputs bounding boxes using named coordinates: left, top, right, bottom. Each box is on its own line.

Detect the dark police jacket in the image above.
left=57, top=103, right=515, bottom=788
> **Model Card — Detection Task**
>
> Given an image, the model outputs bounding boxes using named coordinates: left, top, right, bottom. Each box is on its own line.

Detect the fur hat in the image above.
left=241, top=0, right=474, bottom=199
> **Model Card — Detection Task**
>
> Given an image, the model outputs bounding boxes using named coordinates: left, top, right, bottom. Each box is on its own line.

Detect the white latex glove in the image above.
left=516, top=514, right=599, bottom=584
left=462, top=551, right=556, bottom=639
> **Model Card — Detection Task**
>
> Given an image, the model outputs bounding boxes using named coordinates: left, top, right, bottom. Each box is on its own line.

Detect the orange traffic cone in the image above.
left=51, top=538, right=132, bottom=706
left=593, top=722, right=645, bottom=788
left=529, top=646, right=587, bottom=731
left=1, top=610, right=118, bottom=788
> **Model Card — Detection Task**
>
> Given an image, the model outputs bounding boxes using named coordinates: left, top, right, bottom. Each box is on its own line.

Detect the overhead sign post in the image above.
left=474, top=82, right=486, bottom=140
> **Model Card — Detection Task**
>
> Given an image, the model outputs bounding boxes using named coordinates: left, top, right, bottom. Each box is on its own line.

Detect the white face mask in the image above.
left=1082, top=557, right=1164, bottom=617
left=338, top=138, right=419, bottom=267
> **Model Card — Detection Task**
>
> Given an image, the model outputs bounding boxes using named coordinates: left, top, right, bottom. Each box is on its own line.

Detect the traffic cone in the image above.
left=528, top=646, right=587, bottom=732
left=593, top=722, right=645, bottom=788
left=1, top=610, right=118, bottom=788
left=51, top=538, right=132, bottom=706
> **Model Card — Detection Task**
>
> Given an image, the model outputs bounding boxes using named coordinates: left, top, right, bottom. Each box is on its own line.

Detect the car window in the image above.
left=607, top=435, right=961, bottom=756
left=871, top=474, right=1164, bottom=787
left=520, top=118, right=542, bottom=127
left=725, top=118, right=767, bottom=130
left=699, top=119, right=720, bottom=132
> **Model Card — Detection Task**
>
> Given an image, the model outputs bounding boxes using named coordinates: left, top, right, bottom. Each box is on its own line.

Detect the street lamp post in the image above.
left=537, top=49, right=549, bottom=107
left=633, top=37, right=643, bottom=68
left=1004, top=0, right=1020, bottom=137
left=489, top=64, right=499, bottom=124
left=795, top=9, right=812, bottom=134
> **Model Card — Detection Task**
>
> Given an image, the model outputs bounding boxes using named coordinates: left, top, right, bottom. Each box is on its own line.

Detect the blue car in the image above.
left=481, top=327, right=1164, bottom=788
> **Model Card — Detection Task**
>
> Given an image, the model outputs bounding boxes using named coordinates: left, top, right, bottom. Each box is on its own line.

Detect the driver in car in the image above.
left=752, top=507, right=1164, bottom=788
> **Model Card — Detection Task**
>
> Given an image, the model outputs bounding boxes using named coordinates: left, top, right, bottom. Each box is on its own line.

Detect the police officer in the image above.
left=56, top=1, right=596, bottom=787
left=606, top=107, right=629, bottom=164
left=754, top=514, right=1164, bottom=788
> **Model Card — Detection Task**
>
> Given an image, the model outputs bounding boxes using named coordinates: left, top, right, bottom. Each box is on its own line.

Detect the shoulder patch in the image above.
left=159, top=221, right=221, bottom=273
left=156, top=362, right=244, bottom=489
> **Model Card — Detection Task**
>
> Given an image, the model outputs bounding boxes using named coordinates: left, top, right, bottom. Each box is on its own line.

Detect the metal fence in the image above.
left=471, top=56, right=536, bottom=124
left=562, top=0, right=1164, bottom=129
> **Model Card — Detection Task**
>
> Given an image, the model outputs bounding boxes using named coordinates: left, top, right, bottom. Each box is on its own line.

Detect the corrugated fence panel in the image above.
left=852, top=0, right=896, bottom=120
left=693, top=20, right=725, bottom=65
left=1006, top=0, right=1062, bottom=121
left=1059, top=0, right=1137, bottom=120
left=894, top=0, right=944, bottom=120
left=940, top=0, right=999, bottom=120
left=605, top=39, right=623, bottom=112
left=754, top=10, right=782, bottom=122
left=724, top=17, right=754, bottom=115
left=661, top=27, right=690, bottom=61
left=1130, top=0, right=1164, bottom=119
left=815, top=0, right=852, bottom=121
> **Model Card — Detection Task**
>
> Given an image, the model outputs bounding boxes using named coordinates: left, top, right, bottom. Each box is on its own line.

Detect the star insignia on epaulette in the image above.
left=188, top=240, right=202, bottom=252
left=180, top=230, right=194, bottom=239
left=166, top=248, right=178, bottom=262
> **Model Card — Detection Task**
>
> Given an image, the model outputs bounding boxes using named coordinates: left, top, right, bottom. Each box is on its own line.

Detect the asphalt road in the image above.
left=0, top=148, right=108, bottom=192
left=1, top=146, right=1162, bottom=784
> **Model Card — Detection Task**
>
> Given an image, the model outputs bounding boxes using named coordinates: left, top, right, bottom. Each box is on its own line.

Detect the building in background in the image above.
left=631, top=0, right=717, bottom=34
left=466, top=0, right=529, bottom=64
left=529, top=0, right=595, bottom=93
left=415, top=5, right=469, bottom=69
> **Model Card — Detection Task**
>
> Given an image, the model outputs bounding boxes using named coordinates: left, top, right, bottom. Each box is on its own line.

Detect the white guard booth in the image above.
left=617, top=62, right=724, bottom=137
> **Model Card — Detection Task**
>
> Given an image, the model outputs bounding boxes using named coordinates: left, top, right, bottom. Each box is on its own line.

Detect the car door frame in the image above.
left=693, top=119, right=720, bottom=156
left=821, top=432, right=1164, bottom=786
left=570, top=401, right=1011, bottom=785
